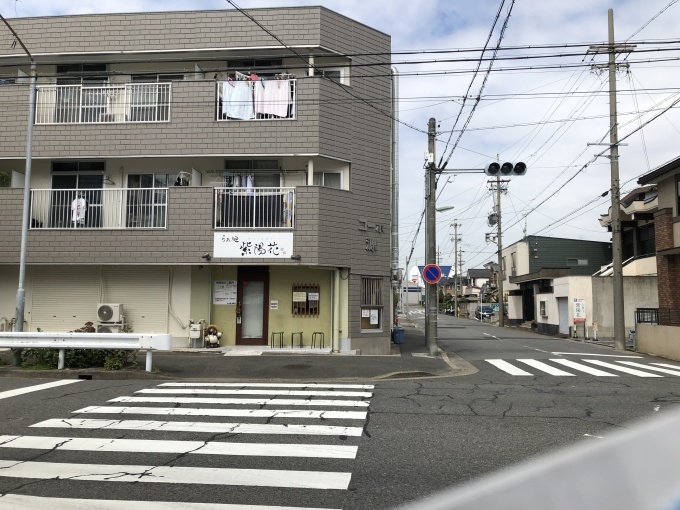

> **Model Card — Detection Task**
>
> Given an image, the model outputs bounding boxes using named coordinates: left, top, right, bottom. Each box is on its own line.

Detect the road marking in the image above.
left=583, top=434, right=604, bottom=439
left=109, top=396, right=370, bottom=407
left=74, top=406, right=367, bottom=420
left=31, top=418, right=364, bottom=436
left=486, top=359, right=534, bottom=376
left=517, top=359, right=575, bottom=376
left=0, top=380, right=82, bottom=401
left=0, top=460, right=352, bottom=490
left=652, top=363, right=680, bottom=371
left=551, top=352, right=642, bottom=358
left=158, top=382, right=374, bottom=389
left=582, top=359, right=662, bottom=377
left=136, top=388, right=373, bottom=398
left=615, top=361, right=680, bottom=376
left=550, top=359, right=618, bottom=376
left=0, top=435, right=358, bottom=459
left=0, top=494, right=341, bottom=510
left=483, top=333, right=498, bottom=339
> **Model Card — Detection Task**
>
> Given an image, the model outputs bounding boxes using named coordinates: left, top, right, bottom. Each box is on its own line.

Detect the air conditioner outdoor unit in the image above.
left=97, top=323, right=123, bottom=334
left=97, top=303, right=123, bottom=323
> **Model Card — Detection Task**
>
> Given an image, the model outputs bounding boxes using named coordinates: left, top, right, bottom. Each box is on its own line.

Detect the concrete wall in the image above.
left=592, top=276, right=658, bottom=337
left=624, top=256, right=657, bottom=276
left=637, top=323, right=680, bottom=361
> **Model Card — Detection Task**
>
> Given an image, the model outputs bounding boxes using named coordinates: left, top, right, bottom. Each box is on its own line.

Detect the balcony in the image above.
left=214, top=187, right=295, bottom=229
left=29, top=188, right=168, bottom=229
left=216, top=79, right=296, bottom=121
left=35, top=83, right=171, bottom=124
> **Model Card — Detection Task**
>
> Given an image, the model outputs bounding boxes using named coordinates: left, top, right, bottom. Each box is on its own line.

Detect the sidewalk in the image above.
left=0, top=318, right=471, bottom=381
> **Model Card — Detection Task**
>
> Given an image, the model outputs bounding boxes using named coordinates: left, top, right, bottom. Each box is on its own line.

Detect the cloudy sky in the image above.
left=3, top=0, right=680, bottom=277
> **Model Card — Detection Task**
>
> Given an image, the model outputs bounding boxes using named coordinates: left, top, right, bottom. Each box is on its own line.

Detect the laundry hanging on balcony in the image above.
left=254, top=79, right=291, bottom=118
left=221, top=80, right=255, bottom=120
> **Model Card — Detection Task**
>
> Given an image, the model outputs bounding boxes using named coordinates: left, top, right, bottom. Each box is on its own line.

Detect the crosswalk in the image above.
left=486, top=358, right=680, bottom=377
left=0, top=381, right=373, bottom=509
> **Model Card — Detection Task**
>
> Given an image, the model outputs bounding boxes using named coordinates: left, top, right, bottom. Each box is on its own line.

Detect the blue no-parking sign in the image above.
left=421, top=264, right=442, bottom=284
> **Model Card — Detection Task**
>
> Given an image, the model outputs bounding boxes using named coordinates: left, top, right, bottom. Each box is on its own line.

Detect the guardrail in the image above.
left=214, top=187, right=295, bottom=229
left=0, top=332, right=172, bottom=372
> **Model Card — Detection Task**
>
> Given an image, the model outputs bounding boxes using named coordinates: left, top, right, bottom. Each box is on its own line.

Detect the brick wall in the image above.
left=654, top=208, right=680, bottom=320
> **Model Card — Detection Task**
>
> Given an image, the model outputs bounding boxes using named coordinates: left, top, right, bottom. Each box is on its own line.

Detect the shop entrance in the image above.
left=236, top=266, right=269, bottom=345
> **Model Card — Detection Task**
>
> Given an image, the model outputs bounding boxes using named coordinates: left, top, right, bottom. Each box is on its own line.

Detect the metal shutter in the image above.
left=101, top=267, right=169, bottom=333
left=30, top=266, right=100, bottom=332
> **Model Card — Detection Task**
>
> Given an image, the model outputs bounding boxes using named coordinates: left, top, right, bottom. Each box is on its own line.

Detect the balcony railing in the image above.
left=30, top=188, right=168, bottom=229
left=216, top=79, right=296, bottom=121
left=35, top=83, right=171, bottom=124
left=214, top=187, right=295, bottom=229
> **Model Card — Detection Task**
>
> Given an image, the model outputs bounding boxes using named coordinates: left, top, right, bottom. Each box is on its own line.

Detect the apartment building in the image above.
left=0, top=7, right=395, bottom=354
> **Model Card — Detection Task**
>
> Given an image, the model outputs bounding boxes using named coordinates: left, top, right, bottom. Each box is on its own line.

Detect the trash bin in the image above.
left=392, top=326, right=405, bottom=344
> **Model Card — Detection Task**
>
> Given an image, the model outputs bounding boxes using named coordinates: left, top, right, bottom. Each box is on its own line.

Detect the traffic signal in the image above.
left=484, top=162, right=527, bottom=176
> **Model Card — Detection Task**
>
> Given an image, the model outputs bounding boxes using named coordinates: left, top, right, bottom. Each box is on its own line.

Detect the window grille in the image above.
left=360, top=277, right=383, bottom=330
left=292, top=284, right=320, bottom=317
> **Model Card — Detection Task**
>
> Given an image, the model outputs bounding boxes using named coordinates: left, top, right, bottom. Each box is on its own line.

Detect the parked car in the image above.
left=475, top=306, right=494, bottom=320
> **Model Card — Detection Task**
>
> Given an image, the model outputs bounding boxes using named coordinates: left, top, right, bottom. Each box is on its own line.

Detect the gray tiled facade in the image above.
left=0, top=7, right=393, bottom=352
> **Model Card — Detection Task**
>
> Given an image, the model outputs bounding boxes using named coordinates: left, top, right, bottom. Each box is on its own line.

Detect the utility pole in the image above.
left=425, top=118, right=438, bottom=356
left=1, top=14, right=37, bottom=366
left=496, top=175, right=505, bottom=327
left=589, top=9, right=634, bottom=351
left=452, top=222, right=460, bottom=317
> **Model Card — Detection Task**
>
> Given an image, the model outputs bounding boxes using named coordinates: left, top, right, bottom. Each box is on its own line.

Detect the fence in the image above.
left=35, top=83, right=171, bottom=124
left=214, top=187, right=295, bottom=229
left=635, top=308, right=680, bottom=327
left=30, top=188, right=168, bottom=230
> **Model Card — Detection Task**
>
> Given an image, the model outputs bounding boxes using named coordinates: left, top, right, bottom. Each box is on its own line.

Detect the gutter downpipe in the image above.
left=391, top=66, right=400, bottom=327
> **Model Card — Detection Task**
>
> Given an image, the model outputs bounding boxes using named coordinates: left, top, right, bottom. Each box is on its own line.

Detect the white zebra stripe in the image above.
left=0, top=460, right=351, bottom=490
left=73, top=406, right=367, bottom=420
left=0, top=435, right=357, bottom=459
left=31, top=418, right=364, bottom=436
left=652, top=363, right=680, bottom=371
left=108, top=396, right=370, bottom=407
left=550, top=359, right=618, bottom=376
left=583, top=359, right=662, bottom=377
left=486, top=359, right=533, bottom=376
left=0, top=494, right=340, bottom=510
left=158, top=382, right=374, bottom=389
left=517, top=359, right=575, bottom=376
left=136, top=389, right=372, bottom=398
left=616, top=361, right=680, bottom=376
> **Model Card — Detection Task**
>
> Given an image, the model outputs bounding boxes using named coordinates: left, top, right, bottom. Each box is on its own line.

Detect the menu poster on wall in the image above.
left=214, top=280, right=237, bottom=305
left=370, top=309, right=379, bottom=325
left=308, top=292, right=320, bottom=301
left=292, top=292, right=307, bottom=303
left=361, top=309, right=370, bottom=318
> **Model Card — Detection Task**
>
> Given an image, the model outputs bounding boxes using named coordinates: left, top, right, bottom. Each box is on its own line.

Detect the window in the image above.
left=224, top=160, right=281, bottom=187
left=131, top=74, right=184, bottom=83
left=566, top=258, right=588, bottom=266
left=360, top=277, right=383, bottom=331
left=126, top=173, right=169, bottom=228
left=55, top=64, right=108, bottom=123
left=292, top=284, right=320, bottom=317
left=314, top=67, right=349, bottom=86
left=227, top=59, right=284, bottom=78
left=50, top=161, right=105, bottom=228
left=312, top=172, right=342, bottom=189
left=638, top=224, right=655, bottom=256
left=540, top=301, right=547, bottom=317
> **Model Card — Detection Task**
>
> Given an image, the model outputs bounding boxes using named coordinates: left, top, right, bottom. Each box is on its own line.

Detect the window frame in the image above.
left=360, top=276, right=383, bottom=332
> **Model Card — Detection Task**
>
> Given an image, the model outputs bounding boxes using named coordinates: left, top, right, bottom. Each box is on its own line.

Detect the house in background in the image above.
left=635, top=157, right=680, bottom=359
left=463, top=268, right=491, bottom=299
left=598, top=185, right=658, bottom=276
left=0, top=7, right=395, bottom=354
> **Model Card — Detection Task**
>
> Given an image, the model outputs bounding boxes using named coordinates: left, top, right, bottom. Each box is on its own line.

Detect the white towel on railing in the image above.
left=222, top=81, right=254, bottom=120
left=254, top=79, right=291, bottom=118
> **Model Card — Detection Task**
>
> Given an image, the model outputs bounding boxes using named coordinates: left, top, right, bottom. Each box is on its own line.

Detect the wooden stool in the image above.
left=291, top=331, right=303, bottom=348
left=312, top=332, right=325, bottom=349
left=270, top=331, right=284, bottom=348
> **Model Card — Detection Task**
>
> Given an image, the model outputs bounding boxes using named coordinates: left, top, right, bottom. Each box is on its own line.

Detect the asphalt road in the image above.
left=1, top=317, right=679, bottom=509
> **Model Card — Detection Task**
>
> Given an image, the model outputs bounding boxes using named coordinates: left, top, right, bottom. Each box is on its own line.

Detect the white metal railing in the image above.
left=216, top=79, right=296, bottom=121
left=29, top=188, right=168, bottom=230
left=35, top=83, right=171, bottom=124
left=214, top=187, right=295, bottom=229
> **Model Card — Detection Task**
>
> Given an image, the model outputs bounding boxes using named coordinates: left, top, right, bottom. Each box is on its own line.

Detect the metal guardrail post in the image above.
left=58, top=349, right=65, bottom=370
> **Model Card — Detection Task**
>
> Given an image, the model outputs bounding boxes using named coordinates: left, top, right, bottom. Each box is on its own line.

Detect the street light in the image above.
left=436, top=205, right=455, bottom=213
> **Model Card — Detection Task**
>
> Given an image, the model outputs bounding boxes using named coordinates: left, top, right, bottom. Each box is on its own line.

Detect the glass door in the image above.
left=236, top=267, right=269, bottom=345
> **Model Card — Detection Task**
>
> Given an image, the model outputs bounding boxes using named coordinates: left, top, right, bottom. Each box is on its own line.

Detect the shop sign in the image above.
left=214, top=232, right=293, bottom=258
